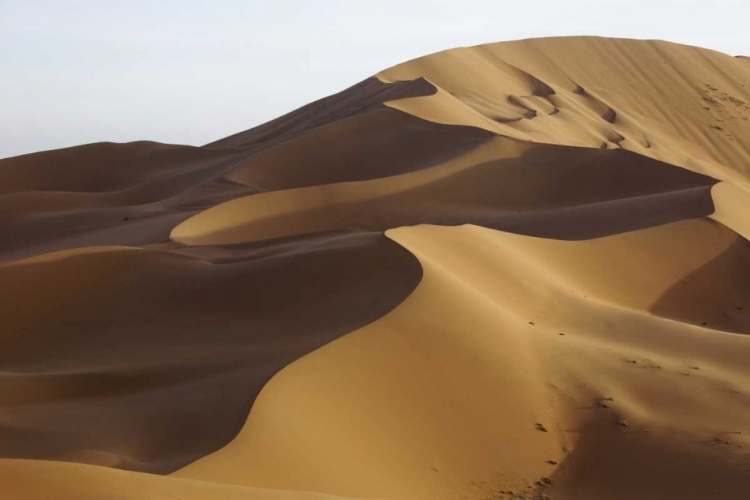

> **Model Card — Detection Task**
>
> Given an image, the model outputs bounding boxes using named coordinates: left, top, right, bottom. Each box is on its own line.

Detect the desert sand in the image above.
left=1, top=37, right=750, bottom=500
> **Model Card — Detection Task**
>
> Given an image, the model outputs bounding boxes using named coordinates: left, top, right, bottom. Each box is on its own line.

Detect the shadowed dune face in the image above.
left=175, top=221, right=750, bottom=499
left=0, top=142, right=237, bottom=194
left=0, top=142, right=257, bottom=261
left=549, top=420, right=750, bottom=500
left=0, top=97, right=489, bottom=261
left=379, top=37, right=750, bottom=185
left=0, top=233, right=421, bottom=473
left=0, top=207, right=200, bottom=262
left=206, top=77, right=437, bottom=148
left=225, top=108, right=494, bottom=190
left=651, top=235, right=750, bottom=332
left=2, top=36, right=750, bottom=500
left=172, top=139, right=718, bottom=245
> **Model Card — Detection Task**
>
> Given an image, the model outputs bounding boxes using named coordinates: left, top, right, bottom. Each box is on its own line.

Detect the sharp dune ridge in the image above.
left=2, top=36, right=750, bottom=499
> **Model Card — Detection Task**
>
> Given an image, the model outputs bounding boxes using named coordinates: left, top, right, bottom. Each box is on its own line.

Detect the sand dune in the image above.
left=380, top=38, right=750, bottom=183
left=172, top=138, right=717, bottom=244
left=225, top=108, right=492, bottom=190
left=2, top=36, right=750, bottom=500
left=0, top=459, right=354, bottom=500
left=0, top=141, right=257, bottom=260
left=207, top=77, right=436, bottom=148
left=175, top=220, right=750, bottom=500
left=0, top=234, right=420, bottom=473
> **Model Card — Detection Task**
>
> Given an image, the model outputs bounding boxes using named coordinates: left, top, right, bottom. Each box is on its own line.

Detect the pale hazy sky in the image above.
left=1, top=0, right=747, bottom=159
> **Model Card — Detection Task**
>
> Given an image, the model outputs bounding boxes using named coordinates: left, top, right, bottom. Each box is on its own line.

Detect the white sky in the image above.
left=1, top=0, right=748, bottom=159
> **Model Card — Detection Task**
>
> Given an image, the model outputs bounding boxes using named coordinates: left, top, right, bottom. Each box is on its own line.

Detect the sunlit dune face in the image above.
left=2, top=36, right=750, bottom=500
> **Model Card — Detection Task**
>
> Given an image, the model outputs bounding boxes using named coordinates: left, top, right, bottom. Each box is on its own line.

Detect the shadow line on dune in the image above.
left=649, top=227, right=750, bottom=334
left=0, top=230, right=423, bottom=473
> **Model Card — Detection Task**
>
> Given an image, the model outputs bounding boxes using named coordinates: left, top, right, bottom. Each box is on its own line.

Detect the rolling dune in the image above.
left=2, top=36, right=750, bottom=500
left=177, top=220, right=750, bottom=500
left=0, top=233, right=420, bottom=473
left=171, top=138, right=717, bottom=245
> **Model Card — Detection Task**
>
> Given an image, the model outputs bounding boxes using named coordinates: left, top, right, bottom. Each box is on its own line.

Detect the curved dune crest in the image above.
left=207, top=77, right=437, bottom=148
left=0, top=233, right=421, bottom=473
left=225, top=108, right=493, bottom=190
left=2, top=36, right=750, bottom=500
left=171, top=138, right=717, bottom=245
left=0, top=141, right=256, bottom=261
left=710, top=181, right=750, bottom=240
left=177, top=220, right=750, bottom=500
left=379, top=37, right=750, bottom=185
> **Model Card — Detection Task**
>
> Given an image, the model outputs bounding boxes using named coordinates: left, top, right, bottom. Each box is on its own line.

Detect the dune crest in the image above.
left=379, top=37, right=750, bottom=184
left=175, top=221, right=750, bottom=499
left=2, top=36, right=750, bottom=500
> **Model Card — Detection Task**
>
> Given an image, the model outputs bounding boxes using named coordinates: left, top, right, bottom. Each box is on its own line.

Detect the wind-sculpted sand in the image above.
left=2, top=37, right=750, bottom=500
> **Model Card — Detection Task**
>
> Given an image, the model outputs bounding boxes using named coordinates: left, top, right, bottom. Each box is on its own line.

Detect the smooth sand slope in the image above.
left=0, top=233, right=420, bottom=473
left=0, top=459, right=355, bottom=500
left=380, top=37, right=750, bottom=183
left=176, top=220, right=750, bottom=500
left=172, top=137, right=718, bottom=245
left=2, top=36, right=750, bottom=500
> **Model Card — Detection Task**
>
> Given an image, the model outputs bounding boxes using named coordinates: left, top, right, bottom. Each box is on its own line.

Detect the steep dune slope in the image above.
left=2, top=36, right=750, bottom=500
left=0, top=100, right=488, bottom=261
left=172, top=138, right=717, bottom=245
left=379, top=37, right=750, bottom=183
left=225, top=109, right=492, bottom=190
left=177, top=220, right=750, bottom=500
left=0, top=234, right=420, bottom=473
